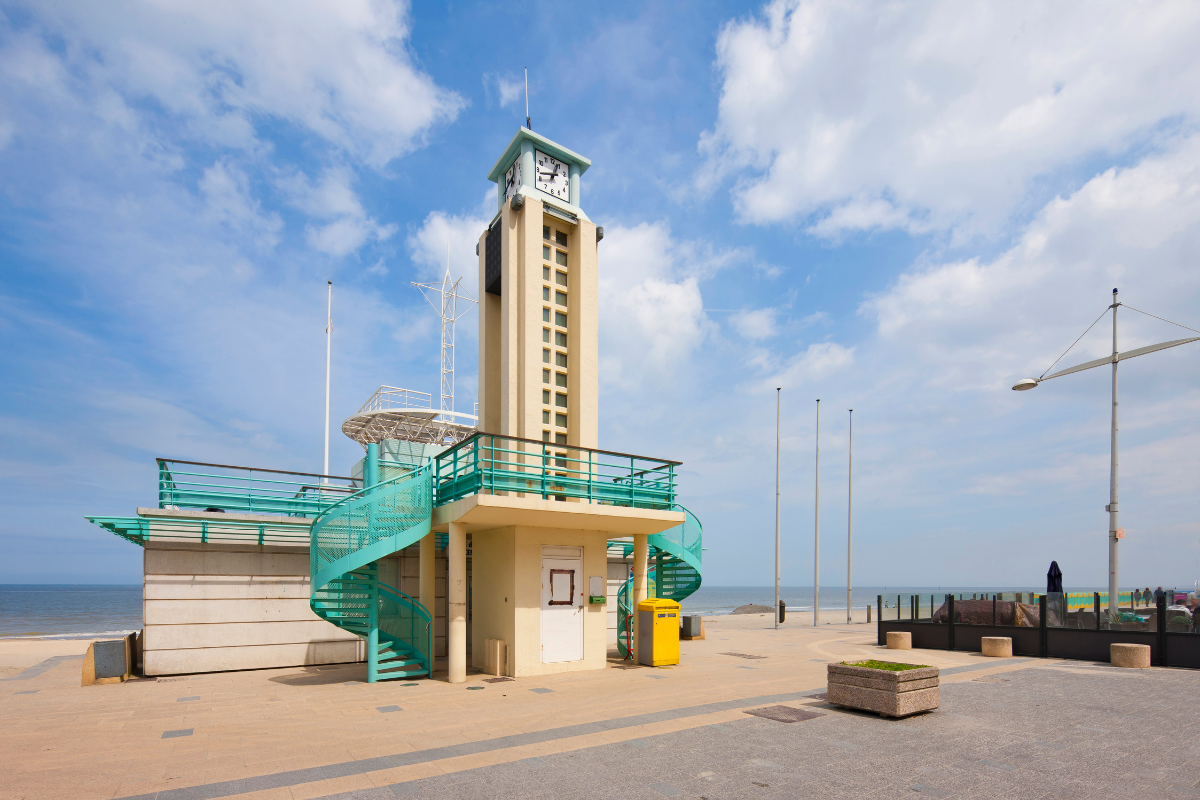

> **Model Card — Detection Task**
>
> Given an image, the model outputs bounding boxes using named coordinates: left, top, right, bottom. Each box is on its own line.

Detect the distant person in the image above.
left=1144, top=587, right=1152, bottom=606
left=1134, top=589, right=1142, bottom=605
left=1188, top=594, right=1200, bottom=633
left=1155, top=586, right=1165, bottom=603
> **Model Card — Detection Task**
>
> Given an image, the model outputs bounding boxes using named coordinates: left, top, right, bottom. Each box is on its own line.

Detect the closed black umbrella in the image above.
left=1047, top=561, right=1063, bottom=593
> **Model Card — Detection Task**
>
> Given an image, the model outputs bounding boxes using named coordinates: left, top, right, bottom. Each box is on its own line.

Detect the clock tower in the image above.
left=478, top=128, right=599, bottom=449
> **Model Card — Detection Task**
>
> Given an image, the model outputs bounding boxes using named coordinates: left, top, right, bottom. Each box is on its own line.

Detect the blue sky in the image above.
left=1, top=1, right=1199, bottom=589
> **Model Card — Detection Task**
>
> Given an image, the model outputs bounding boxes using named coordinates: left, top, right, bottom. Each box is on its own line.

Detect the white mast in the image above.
left=814, top=398, right=820, bottom=627
left=774, top=387, right=781, bottom=629
left=847, top=409, right=853, bottom=624
left=323, top=280, right=332, bottom=483
left=413, top=246, right=477, bottom=421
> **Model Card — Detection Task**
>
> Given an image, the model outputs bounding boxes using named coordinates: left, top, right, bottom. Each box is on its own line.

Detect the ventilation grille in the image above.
left=485, top=220, right=501, bottom=296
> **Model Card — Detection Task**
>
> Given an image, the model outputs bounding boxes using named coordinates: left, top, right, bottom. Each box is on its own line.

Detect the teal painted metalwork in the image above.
left=434, top=433, right=678, bottom=509
left=157, top=458, right=357, bottom=517
left=310, top=464, right=435, bottom=682
left=615, top=505, right=703, bottom=660
left=86, top=515, right=310, bottom=546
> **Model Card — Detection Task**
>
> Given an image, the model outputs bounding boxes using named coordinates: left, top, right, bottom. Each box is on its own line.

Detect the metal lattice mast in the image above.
left=413, top=245, right=476, bottom=420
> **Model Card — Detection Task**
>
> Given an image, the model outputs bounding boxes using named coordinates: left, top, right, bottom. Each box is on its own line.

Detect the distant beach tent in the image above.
left=1047, top=561, right=1063, bottom=594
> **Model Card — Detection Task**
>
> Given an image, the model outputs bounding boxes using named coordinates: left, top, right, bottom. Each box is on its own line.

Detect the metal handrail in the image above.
left=156, top=457, right=354, bottom=480
left=87, top=515, right=310, bottom=547
left=434, top=433, right=679, bottom=508
left=437, top=430, right=683, bottom=466
left=157, top=458, right=357, bottom=517
left=378, top=579, right=434, bottom=674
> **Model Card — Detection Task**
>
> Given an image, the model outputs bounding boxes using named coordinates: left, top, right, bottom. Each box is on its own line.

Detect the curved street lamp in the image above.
left=1012, top=288, right=1200, bottom=615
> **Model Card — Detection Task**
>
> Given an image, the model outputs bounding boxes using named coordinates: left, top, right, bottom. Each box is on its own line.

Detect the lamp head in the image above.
left=1012, top=378, right=1039, bottom=391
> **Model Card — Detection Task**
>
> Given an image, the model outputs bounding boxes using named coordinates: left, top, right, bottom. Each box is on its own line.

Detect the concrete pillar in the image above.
left=633, top=534, right=648, bottom=644
left=419, top=532, right=435, bottom=618
left=447, top=521, right=467, bottom=684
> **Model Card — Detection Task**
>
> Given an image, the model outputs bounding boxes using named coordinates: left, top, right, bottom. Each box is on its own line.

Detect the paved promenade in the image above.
left=2, top=615, right=1197, bottom=799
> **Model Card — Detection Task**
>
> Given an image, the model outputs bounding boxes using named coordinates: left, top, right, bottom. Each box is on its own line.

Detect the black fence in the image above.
left=875, top=593, right=1200, bottom=669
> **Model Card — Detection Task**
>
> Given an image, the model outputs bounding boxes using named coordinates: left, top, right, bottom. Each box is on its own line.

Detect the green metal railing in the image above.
left=309, top=465, right=435, bottom=682
left=87, top=515, right=310, bottom=546
left=613, top=505, right=703, bottom=659
left=310, top=466, right=432, bottom=590
left=434, top=433, right=679, bottom=508
left=158, top=458, right=357, bottom=517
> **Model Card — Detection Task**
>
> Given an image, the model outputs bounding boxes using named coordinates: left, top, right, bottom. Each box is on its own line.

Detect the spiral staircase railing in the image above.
left=310, top=464, right=434, bottom=681
left=616, top=504, right=702, bottom=659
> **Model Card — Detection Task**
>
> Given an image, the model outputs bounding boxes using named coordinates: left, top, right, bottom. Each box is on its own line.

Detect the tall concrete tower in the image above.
left=477, top=128, right=599, bottom=449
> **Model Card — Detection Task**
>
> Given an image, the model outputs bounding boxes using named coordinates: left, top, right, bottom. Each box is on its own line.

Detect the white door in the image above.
left=541, top=555, right=584, bottom=663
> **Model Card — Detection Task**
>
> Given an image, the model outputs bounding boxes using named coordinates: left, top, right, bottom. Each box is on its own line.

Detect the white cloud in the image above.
left=731, top=307, right=778, bottom=339
left=700, top=0, right=1200, bottom=238
left=279, top=168, right=396, bottom=257
left=861, top=133, right=1200, bottom=394
left=488, top=73, right=525, bottom=109
left=766, top=340, right=855, bottom=391
left=14, top=0, right=465, bottom=167
left=405, top=195, right=494, bottom=297
left=199, top=159, right=282, bottom=248
left=599, top=221, right=755, bottom=388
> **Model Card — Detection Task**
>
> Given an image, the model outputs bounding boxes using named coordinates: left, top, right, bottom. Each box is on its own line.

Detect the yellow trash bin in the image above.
left=637, top=598, right=681, bottom=666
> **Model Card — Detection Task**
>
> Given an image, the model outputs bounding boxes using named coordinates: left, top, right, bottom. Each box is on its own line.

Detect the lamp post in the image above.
left=1013, top=288, right=1199, bottom=615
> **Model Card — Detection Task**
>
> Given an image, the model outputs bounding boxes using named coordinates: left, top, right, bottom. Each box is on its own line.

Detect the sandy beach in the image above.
left=0, top=638, right=90, bottom=678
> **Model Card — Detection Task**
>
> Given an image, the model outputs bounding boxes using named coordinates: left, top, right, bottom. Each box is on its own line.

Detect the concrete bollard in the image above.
left=1110, top=643, right=1151, bottom=668
left=886, top=631, right=912, bottom=650
left=981, top=637, right=1012, bottom=658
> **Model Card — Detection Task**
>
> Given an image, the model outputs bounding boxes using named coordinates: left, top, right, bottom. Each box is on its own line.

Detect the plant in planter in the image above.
left=827, top=660, right=939, bottom=718
left=1167, top=613, right=1193, bottom=632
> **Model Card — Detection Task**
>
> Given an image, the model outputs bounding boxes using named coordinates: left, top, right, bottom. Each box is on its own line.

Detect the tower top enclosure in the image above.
left=487, top=127, right=592, bottom=219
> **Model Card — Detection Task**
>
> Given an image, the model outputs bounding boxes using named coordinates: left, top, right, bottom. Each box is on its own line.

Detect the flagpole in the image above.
left=324, top=280, right=332, bottom=484
left=814, top=398, right=820, bottom=627
left=774, top=388, right=781, bottom=630
left=847, top=409, right=853, bottom=624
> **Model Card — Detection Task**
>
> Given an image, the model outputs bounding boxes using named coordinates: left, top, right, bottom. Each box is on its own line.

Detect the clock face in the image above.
left=535, top=150, right=570, bottom=201
left=504, top=159, right=521, bottom=199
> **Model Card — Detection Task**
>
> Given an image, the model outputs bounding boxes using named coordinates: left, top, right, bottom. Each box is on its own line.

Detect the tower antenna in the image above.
left=413, top=246, right=477, bottom=422
left=525, top=67, right=531, bottom=129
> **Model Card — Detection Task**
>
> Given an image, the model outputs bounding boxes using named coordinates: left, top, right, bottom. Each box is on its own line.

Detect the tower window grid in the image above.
left=542, top=221, right=570, bottom=446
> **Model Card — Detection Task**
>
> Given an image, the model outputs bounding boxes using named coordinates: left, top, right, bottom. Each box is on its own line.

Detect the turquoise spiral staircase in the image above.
left=616, top=505, right=703, bottom=659
left=310, top=464, right=435, bottom=682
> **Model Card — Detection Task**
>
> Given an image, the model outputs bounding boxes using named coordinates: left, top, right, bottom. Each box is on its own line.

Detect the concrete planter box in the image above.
left=827, top=662, right=939, bottom=718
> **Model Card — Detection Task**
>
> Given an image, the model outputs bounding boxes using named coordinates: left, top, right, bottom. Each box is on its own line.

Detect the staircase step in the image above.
left=375, top=669, right=429, bottom=681
left=378, top=658, right=424, bottom=668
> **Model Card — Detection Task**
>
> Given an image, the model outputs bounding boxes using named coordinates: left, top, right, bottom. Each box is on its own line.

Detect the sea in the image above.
left=0, top=585, right=143, bottom=639
left=0, top=583, right=1057, bottom=638
left=678, top=585, right=1044, bottom=616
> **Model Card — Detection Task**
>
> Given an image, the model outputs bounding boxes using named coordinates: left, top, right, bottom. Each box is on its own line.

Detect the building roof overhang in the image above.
left=487, top=127, right=592, bottom=183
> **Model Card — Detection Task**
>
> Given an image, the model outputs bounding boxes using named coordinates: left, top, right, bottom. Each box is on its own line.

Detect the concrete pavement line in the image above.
left=0, top=655, right=84, bottom=681
left=112, top=687, right=830, bottom=800
left=940, top=657, right=1033, bottom=676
